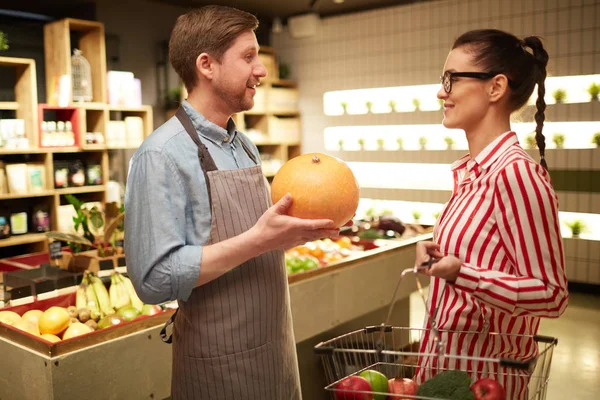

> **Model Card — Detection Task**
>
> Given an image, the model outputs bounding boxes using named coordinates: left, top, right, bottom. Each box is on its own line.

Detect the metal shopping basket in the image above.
left=314, top=261, right=558, bottom=400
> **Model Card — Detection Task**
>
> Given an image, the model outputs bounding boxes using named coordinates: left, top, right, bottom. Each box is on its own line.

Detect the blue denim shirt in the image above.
left=124, top=101, right=260, bottom=304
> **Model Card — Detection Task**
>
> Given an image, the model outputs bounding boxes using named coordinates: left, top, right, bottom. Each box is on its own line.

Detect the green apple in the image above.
left=359, top=370, right=388, bottom=400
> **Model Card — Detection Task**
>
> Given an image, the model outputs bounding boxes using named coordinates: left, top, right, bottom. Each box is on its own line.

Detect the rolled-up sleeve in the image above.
left=124, top=149, right=201, bottom=304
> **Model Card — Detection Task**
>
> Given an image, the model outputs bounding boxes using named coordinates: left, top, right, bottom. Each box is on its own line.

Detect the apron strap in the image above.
left=160, top=308, right=179, bottom=344
left=175, top=107, right=218, bottom=208
left=237, top=137, right=259, bottom=165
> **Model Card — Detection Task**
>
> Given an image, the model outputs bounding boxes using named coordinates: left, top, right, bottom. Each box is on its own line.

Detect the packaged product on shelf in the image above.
left=0, top=163, right=6, bottom=194
left=5, top=163, right=28, bottom=194
left=68, top=160, right=85, bottom=187
left=53, top=162, right=69, bottom=188
left=10, top=211, right=28, bottom=235
left=31, top=205, right=50, bottom=233
left=86, top=163, right=102, bottom=185
left=0, top=214, right=10, bottom=239
left=27, top=164, right=46, bottom=193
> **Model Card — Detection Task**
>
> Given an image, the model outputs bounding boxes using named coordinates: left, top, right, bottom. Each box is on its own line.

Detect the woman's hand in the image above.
left=415, top=241, right=462, bottom=282
left=426, top=255, right=462, bottom=282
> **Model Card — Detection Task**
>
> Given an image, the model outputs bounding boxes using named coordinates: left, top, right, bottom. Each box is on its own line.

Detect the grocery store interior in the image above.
left=0, top=0, right=598, bottom=399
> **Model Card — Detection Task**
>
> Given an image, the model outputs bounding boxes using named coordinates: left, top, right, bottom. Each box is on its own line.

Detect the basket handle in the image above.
left=499, top=358, right=531, bottom=370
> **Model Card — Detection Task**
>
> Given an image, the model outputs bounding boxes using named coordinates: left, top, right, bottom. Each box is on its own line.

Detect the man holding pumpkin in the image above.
left=124, top=5, right=338, bottom=399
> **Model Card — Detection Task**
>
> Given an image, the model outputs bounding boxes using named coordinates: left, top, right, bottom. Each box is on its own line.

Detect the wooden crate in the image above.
left=0, top=293, right=174, bottom=400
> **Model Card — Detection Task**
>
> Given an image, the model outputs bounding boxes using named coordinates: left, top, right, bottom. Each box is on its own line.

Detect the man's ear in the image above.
left=489, top=74, right=509, bottom=103
left=196, top=53, right=214, bottom=80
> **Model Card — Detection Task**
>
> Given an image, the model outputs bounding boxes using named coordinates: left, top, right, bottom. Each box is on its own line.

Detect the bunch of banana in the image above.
left=76, top=272, right=115, bottom=320
left=109, top=272, right=144, bottom=312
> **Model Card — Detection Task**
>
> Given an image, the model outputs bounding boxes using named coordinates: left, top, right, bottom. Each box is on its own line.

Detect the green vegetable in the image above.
left=416, top=370, right=474, bottom=400
left=285, top=256, right=319, bottom=274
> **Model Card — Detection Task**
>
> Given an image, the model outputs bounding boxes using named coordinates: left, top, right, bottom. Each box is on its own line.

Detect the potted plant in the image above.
left=432, top=211, right=441, bottom=220
left=412, top=210, right=421, bottom=223
left=444, top=136, right=455, bottom=150
left=418, top=136, right=428, bottom=150
left=552, top=133, right=565, bottom=149
left=396, top=137, right=404, bottom=150
left=340, top=101, right=348, bottom=114
left=553, top=88, right=567, bottom=104
left=45, top=195, right=125, bottom=272
left=376, top=138, right=385, bottom=150
left=438, top=99, right=444, bottom=110
left=365, top=101, right=373, bottom=113
left=0, top=31, right=8, bottom=51
left=566, top=220, right=586, bottom=238
left=588, top=82, right=600, bottom=101
left=338, top=138, right=344, bottom=150
left=524, top=134, right=537, bottom=149
left=592, top=132, right=600, bottom=148
left=358, top=138, right=365, bottom=150
left=412, top=98, right=421, bottom=111
left=389, top=99, right=397, bottom=113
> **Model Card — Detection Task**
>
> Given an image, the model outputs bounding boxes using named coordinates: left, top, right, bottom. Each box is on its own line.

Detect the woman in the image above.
left=414, top=29, right=568, bottom=399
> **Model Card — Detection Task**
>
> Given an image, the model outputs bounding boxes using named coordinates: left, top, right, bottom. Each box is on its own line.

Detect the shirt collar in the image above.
left=181, top=100, right=238, bottom=146
left=451, top=131, right=519, bottom=173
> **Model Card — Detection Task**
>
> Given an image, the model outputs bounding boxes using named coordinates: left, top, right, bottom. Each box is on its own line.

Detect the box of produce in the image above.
left=0, top=270, right=173, bottom=357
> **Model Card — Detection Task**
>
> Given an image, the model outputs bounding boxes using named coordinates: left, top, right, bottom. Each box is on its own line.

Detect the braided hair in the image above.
left=453, top=30, right=550, bottom=170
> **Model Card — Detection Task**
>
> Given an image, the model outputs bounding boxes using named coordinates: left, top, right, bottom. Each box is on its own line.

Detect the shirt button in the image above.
left=223, top=137, right=230, bottom=143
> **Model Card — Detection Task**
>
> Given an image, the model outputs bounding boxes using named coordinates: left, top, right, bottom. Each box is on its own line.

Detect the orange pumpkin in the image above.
left=270, top=153, right=360, bottom=228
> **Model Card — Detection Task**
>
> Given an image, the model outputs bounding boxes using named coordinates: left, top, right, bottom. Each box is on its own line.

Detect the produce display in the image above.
left=285, top=236, right=359, bottom=275
left=0, top=271, right=165, bottom=343
left=333, top=369, right=505, bottom=400
left=270, top=153, right=360, bottom=228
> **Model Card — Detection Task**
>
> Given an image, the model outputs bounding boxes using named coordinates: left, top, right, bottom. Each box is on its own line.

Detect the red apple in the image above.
left=388, top=378, right=418, bottom=399
left=470, top=378, right=505, bottom=400
left=334, top=376, right=373, bottom=400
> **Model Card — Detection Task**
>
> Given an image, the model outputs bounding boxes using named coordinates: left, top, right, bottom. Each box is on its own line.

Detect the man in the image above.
left=124, top=5, right=338, bottom=400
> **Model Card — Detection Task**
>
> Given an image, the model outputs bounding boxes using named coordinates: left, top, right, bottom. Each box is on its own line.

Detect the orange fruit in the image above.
left=39, top=307, right=71, bottom=335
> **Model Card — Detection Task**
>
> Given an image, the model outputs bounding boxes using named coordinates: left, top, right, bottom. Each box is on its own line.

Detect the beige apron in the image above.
left=160, top=107, right=301, bottom=400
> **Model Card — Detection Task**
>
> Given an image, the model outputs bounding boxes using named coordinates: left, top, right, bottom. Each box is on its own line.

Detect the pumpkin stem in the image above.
left=312, top=155, right=321, bottom=164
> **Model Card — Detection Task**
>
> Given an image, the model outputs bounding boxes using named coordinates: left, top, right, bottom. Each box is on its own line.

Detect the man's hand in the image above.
left=250, top=193, right=340, bottom=252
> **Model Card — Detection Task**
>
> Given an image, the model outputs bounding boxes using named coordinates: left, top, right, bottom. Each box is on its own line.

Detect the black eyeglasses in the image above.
left=440, top=71, right=506, bottom=93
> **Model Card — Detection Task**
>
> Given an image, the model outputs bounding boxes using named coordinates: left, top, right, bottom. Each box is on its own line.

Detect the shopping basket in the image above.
left=313, top=261, right=558, bottom=400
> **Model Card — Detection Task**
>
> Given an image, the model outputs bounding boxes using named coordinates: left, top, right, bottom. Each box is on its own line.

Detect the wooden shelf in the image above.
left=108, top=105, right=152, bottom=112
left=0, top=102, right=18, bottom=110
left=0, top=233, right=47, bottom=248
left=44, top=18, right=107, bottom=104
left=0, top=190, right=55, bottom=200
left=55, top=185, right=105, bottom=195
left=106, top=145, right=140, bottom=150
left=0, top=148, right=49, bottom=155
left=72, top=102, right=106, bottom=110
left=0, top=56, right=38, bottom=149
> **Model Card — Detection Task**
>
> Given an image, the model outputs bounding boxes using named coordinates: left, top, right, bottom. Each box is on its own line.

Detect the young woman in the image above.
left=414, top=29, right=568, bottom=399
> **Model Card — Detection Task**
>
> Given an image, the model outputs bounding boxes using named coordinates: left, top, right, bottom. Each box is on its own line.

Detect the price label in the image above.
left=49, top=241, right=63, bottom=260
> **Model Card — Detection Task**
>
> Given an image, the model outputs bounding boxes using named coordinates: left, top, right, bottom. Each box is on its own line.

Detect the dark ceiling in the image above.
left=148, top=0, right=433, bottom=20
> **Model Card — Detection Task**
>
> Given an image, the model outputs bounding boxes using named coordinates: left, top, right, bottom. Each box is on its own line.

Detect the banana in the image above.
left=109, top=274, right=119, bottom=310
left=85, top=281, right=101, bottom=320
left=76, top=284, right=87, bottom=310
left=90, top=274, right=115, bottom=317
left=119, top=273, right=144, bottom=312
left=109, top=272, right=130, bottom=310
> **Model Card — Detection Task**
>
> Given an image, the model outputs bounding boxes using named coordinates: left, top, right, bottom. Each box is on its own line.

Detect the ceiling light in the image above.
left=333, top=0, right=345, bottom=3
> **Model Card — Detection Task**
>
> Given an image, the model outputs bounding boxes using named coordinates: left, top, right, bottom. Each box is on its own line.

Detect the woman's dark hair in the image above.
left=453, top=29, right=550, bottom=170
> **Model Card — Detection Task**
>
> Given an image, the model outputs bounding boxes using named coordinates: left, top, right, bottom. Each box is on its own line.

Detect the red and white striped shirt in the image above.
left=415, top=131, right=568, bottom=398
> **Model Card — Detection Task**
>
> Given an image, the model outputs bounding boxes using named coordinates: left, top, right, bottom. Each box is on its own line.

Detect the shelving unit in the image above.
left=231, top=48, right=302, bottom=177
left=0, top=57, right=38, bottom=148
left=0, top=18, right=153, bottom=258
